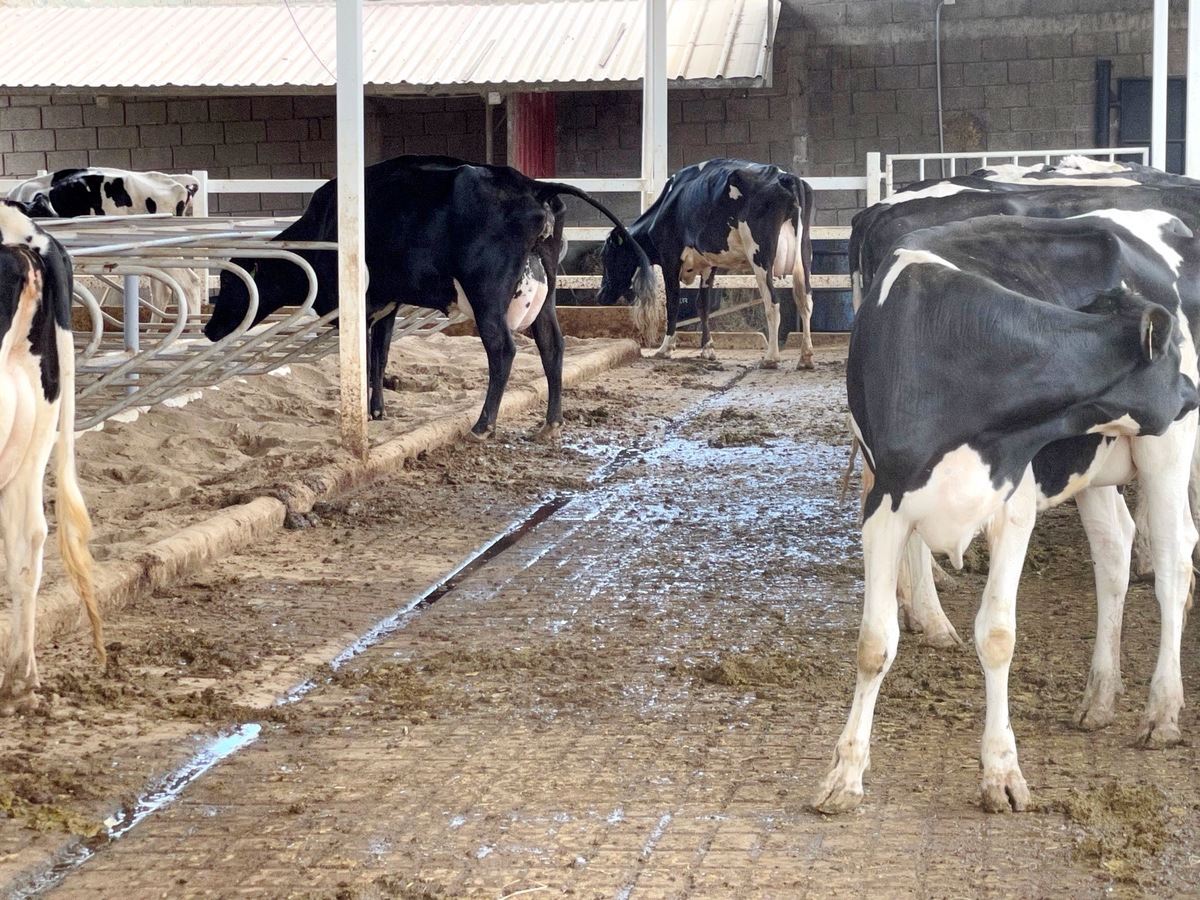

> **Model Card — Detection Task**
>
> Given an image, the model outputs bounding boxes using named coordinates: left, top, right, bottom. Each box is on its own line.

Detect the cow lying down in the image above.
left=204, top=155, right=654, bottom=438
left=0, top=203, right=104, bottom=714
left=814, top=211, right=1199, bottom=814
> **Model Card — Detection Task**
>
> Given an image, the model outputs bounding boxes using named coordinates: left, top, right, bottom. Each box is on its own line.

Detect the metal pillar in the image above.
left=641, top=0, right=668, bottom=210
left=1152, top=0, right=1169, bottom=171
left=336, top=0, right=368, bottom=458
left=1189, top=0, right=1200, bottom=176
left=123, top=275, right=140, bottom=354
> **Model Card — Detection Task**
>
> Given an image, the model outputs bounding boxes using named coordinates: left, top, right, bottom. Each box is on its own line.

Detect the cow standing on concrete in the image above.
left=595, top=159, right=816, bottom=369
left=204, top=154, right=654, bottom=437
left=0, top=202, right=104, bottom=714
left=814, top=211, right=1199, bottom=814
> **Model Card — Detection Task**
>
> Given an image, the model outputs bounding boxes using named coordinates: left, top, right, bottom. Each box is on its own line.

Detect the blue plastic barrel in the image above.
left=809, top=239, right=854, bottom=332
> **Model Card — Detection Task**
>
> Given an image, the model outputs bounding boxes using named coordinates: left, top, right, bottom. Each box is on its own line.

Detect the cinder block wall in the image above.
left=555, top=1, right=1174, bottom=225
left=0, top=93, right=497, bottom=216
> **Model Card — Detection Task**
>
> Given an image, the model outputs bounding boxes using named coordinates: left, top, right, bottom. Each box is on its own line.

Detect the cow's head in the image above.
left=5, top=193, right=57, bottom=218
left=595, top=229, right=642, bottom=306
left=203, top=259, right=293, bottom=341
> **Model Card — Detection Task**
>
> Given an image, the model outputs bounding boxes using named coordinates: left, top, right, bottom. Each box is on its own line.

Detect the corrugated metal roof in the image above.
left=0, top=0, right=778, bottom=92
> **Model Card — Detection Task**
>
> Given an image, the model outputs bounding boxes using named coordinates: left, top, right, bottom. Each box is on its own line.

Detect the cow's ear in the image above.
left=1141, top=304, right=1173, bottom=362
left=615, top=233, right=624, bottom=246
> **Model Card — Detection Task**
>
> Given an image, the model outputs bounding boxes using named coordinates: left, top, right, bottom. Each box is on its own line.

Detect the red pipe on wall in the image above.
left=510, top=92, right=556, bottom=178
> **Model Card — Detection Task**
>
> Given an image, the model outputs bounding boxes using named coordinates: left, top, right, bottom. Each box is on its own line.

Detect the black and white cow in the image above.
left=204, top=154, right=653, bottom=436
left=8, top=168, right=205, bottom=318
left=7, top=167, right=200, bottom=218
left=0, top=202, right=104, bottom=714
left=595, top=159, right=816, bottom=369
left=814, top=211, right=1199, bottom=814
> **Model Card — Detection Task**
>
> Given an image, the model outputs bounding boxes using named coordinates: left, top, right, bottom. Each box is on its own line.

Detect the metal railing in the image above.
left=39, top=214, right=462, bottom=430
left=881, top=147, right=1151, bottom=199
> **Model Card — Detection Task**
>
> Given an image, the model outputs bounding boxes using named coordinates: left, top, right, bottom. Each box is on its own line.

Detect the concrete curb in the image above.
left=29, top=338, right=642, bottom=649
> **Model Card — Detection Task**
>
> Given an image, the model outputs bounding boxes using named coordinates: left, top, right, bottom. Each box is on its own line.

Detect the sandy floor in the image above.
left=2, top=343, right=1199, bottom=897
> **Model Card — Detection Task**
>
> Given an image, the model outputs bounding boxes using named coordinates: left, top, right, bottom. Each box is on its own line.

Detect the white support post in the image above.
left=190, top=170, right=210, bottom=217
left=1188, top=0, right=1200, bottom=176
left=865, top=152, right=882, bottom=205
left=337, top=0, right=369, bottom=458
left=1152, top=0, right=1170, bottom=171
left=641, top=0, right=668, bottom=211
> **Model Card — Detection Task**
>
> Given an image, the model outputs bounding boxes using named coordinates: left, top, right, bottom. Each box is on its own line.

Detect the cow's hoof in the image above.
left=532, top=422, right=562, bottom=443
left=370, top=409, right=385, bottom=421
left=811, top=771, right=864, bottom=815
left=651, top=349, right=673, bottom=360
left=796, top=355, right=816, bottom=371
left=466, top=429, right=491, bottom=443
left=1076, top=674, right=1121, bottom=731
left=980, top=767, right=1030, bottom=813
left=921, top=626, right=963, bottom=650
left=759, top=358, right=780, bottom=370
left=0, top=682, right=38, bottom=717
left=700, top=346, right=717, bottom=361
left=1076, top=704, right=1116, bottom=732
left=1136, top=719, right=1183, bottom=749
left=811, top=748, right=867, bottom=815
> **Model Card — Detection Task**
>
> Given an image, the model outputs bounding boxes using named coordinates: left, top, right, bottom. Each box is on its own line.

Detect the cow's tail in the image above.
left=55, top=331, right=104, bottom=665
left=536, top=182, right=657, bottom=304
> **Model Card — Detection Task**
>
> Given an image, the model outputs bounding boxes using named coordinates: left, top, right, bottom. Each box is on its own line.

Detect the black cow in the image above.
left=0, top=202, right=104, bottom=714
left=814, top=211, right=1199, bottom=815
left=596, top=159, right=816, bottom=369
left=204, top=155, right=653, bottom=436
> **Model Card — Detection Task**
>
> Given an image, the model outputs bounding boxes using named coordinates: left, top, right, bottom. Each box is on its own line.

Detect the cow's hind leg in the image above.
left=1130, top=415, right=1199, bottom=748
left=367, top=312, right=397, bottom=420
left=470, top=309, right=517, bottom=439
left=651, top=265, right=682, bottom=359
left=813, top=503, right=910, bottom=813
left=1074, top=485, right=1133, bottom=731
left=897, top=534, right=962, bottom=648
left=697, top=270, right=718, bottom=360
left=0, top=469, right=50, bottom=716
left=529, top=299, right=564, bottom=442
left=976, top=470, right=1036, bottom=812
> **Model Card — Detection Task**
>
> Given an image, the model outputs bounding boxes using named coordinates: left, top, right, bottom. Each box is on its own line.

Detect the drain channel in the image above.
left=11, top=361, right=753, bottom=897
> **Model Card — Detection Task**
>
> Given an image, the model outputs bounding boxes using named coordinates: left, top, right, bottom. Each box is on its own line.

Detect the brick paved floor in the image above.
left=24, top=351, right=1200, bottom=898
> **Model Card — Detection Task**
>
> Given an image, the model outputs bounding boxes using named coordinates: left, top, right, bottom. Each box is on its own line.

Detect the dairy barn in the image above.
left=0, top=0, right=1199, bottom=896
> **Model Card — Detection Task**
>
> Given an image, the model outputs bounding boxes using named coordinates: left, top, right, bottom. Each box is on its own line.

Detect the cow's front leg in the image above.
left=471, top=310, right=516, bottom=440
left=813, top=503, right=909, bottom=813
left=528, top=297, right=564, bottom=442
left=897, top=533, right=962, bottom=648
left=0, top=472, right=49, bottom=716
left=976, top=470, right=1036, bottom=813
left=1074, top=485, right=1133, bottom=730
left=1130, top=415, right=1199, bottom=747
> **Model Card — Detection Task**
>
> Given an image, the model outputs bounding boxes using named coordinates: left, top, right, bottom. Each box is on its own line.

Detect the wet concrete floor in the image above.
left=14, top=349, right=1200, bottom=898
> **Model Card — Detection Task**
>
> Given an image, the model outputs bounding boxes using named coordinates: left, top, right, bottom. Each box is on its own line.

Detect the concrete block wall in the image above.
left=554, top=1, right=1174, bottom=225
left=0, top=93, right=496, bottom=216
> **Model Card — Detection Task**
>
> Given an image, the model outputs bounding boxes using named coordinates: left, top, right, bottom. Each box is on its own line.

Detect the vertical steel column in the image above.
left=641, top=0, right=668, bottom=210
left=337, top=0, right=369, bottom=458
left=123, top=275, right=139, bottom=354
left=1152, top=0, right=1170, bottom=171
left=1188, top=0, right=1200, bottom=176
